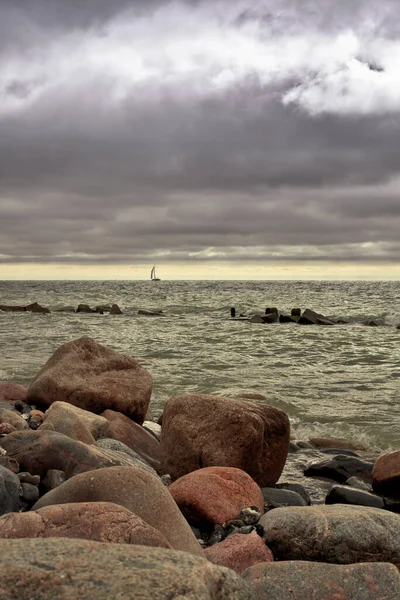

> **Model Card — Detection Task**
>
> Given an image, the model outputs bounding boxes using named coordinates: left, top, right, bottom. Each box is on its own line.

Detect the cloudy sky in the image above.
left=1, top=0, right=400, bottom=279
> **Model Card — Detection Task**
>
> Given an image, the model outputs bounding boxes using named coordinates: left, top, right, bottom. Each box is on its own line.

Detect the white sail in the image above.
left=150, top=266, right=155, bottom=280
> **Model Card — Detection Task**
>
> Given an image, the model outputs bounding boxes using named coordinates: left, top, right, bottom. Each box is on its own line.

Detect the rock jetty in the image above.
left=0, top=338, right=399, bottom=598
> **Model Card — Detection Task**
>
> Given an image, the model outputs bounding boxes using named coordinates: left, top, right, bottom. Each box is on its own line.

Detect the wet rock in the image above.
left=161, top=394, right=290, bottom=486
left=27, top=336, right=152, bottom=423
left=25, top=302, right=50, bottom=314
left=242, top=561, right=400, bottom=600
left=345, top=476, right=372, bottom=491
left=295, top=440, right=314, bottom=449
left=275, top=483, right=312, bottom=505
left=0, top=305, right=26, bottom=312
left=320, top=448, right=359, bottom=456
left=95, top=437, right=157, bottom=475
left=291, top=308, right=301, bottom=317
left=288, top=441, right=299, bottom=452
left=33, top=466, right=204, bottom=556
left=325, top=485, right=385, bottom=509
left=261, top=487, right=307, bottom=507
left=298, top=308, right=334, bottom=325
left=265, top=307, right=278, bottom=315
left=0, top=539, right=253, bottom=600
left=168, top=467, right=264, bottom=528
left=249, top=315, right=266, bottom=323
left=110, top=303, right=123, bottom=314
left=0, top=466, right=21, bottom=515
left=138, top=309, right=164, bottom=316
left=101, top=409, right=161, bottom=472
left=309, top=437, right=365, bottom=451
left=260, top=505, right=400, bottom=564
left=39, top=401, right=109, bottom=444
left=365, top=320, right=378, bottom=327
left=0, top=502, right=171, bottom=548
left=76, top=303, right=95, bottom=313
left=0, top=384, right=28, bottom=407
left=372, top=450, right=400, bottom=498
left=204, top=531, right=273, bottom=574
left=304, top=454, right=373, bottom=484
left=279, top=314, right=298, bottom=323
left=0, top=429, right=151, bottom=479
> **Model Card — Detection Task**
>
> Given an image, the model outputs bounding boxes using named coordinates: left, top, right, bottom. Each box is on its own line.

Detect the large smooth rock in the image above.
left=0, top=502, right=171, bottom=548
left=304, top=455, right=373, bottom=484
left=161, top=394, right=290, bottom=486
left=261, top=487, right=307, bottom=507
left=39, top=401, right=109, bottom=444
left=298, top=308, right=334, bottom=325
left=27, top=336, right=152, bottom=423
left=260, top=505, right=400, bottom=564
left=243, top=561, right=400, bottom=600
left=169, top=467, right=264, bottom=527
left=204, top=531, right=273, bottom=574
left=0, top=430, right=150, bottom=479
left=0, top=539, right=253, bottom=599
left=0, top=467, right=21, bottom=516
left=325, top=485, right=385, bottom=509
left=372, top=451, right=400, bottom=498
left=33, top=466, right=203, bottom=556
left=101, top=409, right=161, bottom=472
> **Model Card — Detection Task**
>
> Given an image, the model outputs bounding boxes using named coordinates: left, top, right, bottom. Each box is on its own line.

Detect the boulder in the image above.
left=242, top=561, right=400, bottom=600
left=0, top=457, right=19, bottom=474
left=33, top=466, right=203, bottom=556
left=291, top=308, right=301, bottom=317
left=0, top=305, right=26, bottom=312
left=168, top=467, right=264, bottom=527
left=101, top=409, right=161, bottom=472
left=25, top=302, right=50, bottom=314
left=279, top=314, right=297, bottom=323
left=249, top=315, right=267, bottom=323
left=0, top=466, right=21, bottom=516
left=0, top=409, right=28, bottom=431
left=76, top=304, right=94, bottom=313
left=39, top=401, right=109, bottom=444
left=372, top=451, right=400, bottom=498
left=0, top=539, right=253, bottom=600
left=304, top=455, right=373, bottom=484
left=275, top=483, right=312, bottom=505
left=27, top=336, right=152, bottom=423
left=298, top=308, right=334, bottom=325
left=138, top=309, right=164, bottom=316
left=325, top=485, right=385, bottom=509
left=95, top=438, right=157, bottom=476
left=259, top=505, right=400, bottom=564
left=204, top=531, right=273, bottom=574
left=110, top=304, right=123, bottom=314
left=0, top=384, right=28, bottom=405
left=41, top=470, right=66, bottom=492
left=0, top=502, right=171, bottom=548
left=161, top=394, right=290, bottom=486
left=309, top=437, right=365, bottom=451
left=0, top=430, right=152, bottom=479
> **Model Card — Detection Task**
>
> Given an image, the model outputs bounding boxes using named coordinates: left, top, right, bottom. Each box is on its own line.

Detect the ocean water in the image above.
left=0, top=280, right=399, bottom=454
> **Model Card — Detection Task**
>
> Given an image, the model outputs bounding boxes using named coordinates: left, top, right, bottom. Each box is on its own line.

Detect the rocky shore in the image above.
left=0, top=336, right=399, bottom=598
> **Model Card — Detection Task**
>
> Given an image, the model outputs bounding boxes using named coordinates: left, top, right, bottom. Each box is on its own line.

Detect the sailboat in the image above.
left=150, top=265, right=161, bottom=281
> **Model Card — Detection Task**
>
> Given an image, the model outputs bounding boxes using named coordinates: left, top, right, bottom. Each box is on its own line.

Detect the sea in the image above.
left=0, top=280, right=399, bottom=456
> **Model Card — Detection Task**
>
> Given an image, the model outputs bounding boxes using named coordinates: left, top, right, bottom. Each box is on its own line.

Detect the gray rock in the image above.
left=325, top=485, right=385, bottom=509
left=261, top=487, right=307, bottom=507
left=20, top=482, right=39, bottom=503
left=95, top=438, right=157, bottom=475
left=243, top=561, right=400, bottom=600
left=0, top=538, right=254, bottom=599
left=0, top=466, right=21, bottom=515
left=345, top=476, right=372, bottom=491
left=275, top=483, right=312, bottom=505
left=41, top=469, right=66, bottom=492
left=298, top=308, right=334, bottom=325
left=260, top=505, right=400, bottom=564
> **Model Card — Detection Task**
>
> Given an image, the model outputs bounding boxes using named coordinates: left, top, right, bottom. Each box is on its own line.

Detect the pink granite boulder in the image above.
left=0, top=384, right=28, bottom=406
left=0, top=502, right=171, bottom=548
left=372, top=450, right=400, bottom=497
left=204, top=531, right=273, bottom=574
left=27, top=337, right=152, bottom=423
left=168, top=467, right=264, bottom=527
left=161, top=394, right=290, bottom=486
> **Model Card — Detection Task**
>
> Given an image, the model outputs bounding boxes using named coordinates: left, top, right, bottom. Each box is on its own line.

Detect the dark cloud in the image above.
left=0, top=0, right=400, bottom=267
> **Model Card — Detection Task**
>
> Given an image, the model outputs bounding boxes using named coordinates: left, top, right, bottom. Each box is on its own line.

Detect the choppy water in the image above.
left=0, top=280, right=399, bottom=455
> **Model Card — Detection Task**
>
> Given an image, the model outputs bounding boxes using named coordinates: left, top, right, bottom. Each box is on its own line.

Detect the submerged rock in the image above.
left=304, top=454, right=374, bottom=484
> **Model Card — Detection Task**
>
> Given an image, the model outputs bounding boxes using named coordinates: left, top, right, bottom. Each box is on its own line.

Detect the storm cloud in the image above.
left=1, top=0, right=400, bottom=267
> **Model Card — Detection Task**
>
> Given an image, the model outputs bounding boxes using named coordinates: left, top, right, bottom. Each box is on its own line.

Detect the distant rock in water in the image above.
left=138, top=309, right=164, bottom=316
left=365, top=320, right=378, bottom=327
left=76, top=304, right=95, bottom=313
left=0, top=302, right=50, bottom=314
left=298, top=309, right=334, bottom=325
left=110, top=304, right=123, bottom=315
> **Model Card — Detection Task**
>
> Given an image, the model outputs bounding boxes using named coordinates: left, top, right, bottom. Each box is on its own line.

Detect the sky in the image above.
left=1, top=0, right=400, bottom=280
